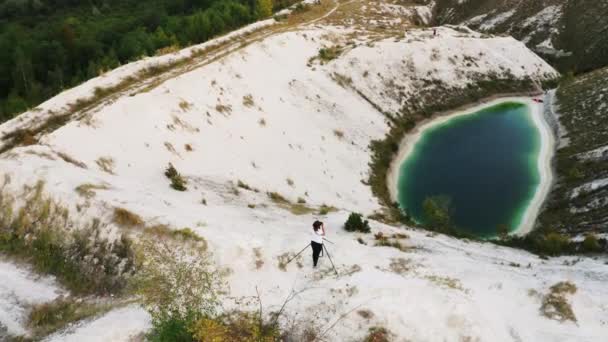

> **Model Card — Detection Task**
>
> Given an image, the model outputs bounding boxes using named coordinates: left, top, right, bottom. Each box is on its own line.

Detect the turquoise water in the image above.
left=397, top=102, right=541, bottom=238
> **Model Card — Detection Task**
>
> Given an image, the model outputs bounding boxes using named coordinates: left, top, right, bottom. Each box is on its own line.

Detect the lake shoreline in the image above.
left=387, top=94, right=555, bottom=236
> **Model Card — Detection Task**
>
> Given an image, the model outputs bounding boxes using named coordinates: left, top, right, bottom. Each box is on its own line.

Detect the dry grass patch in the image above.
left=541, top=281, right=578, bottom=322
left=242, top=94, right=255, bottom=107
left=357, top=309, right=374, bottom=320
left=75, top=183, right=110, bottom=199
left=363, top=327, right=390, bottom=342
left=57, top=151, right=87, bottom=169
left=145, top=224, right=206, bottom=247
left=113, top=207, right=144, bottom=227
left=253, top=248, right=264, bottom=269
left=388, top=258, right=415, bottom=275
left=28, top=296, right=114, bottom=337
left=178, top=100, right=193, bottom=112
left=374, top=232, right=414, bottom=252
left=267, top=191, right=316, bottom=215
left=216, top=103, right=232, bottom=115
left=333, top=129, right=345, bottom=139
left=425, top=275, right=466, bottom=292
left=95, top=157, right=115, bottom=174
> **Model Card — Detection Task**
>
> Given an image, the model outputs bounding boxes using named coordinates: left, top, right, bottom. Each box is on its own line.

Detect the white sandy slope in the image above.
left=387, top=97, right=555, bottom=236
left=1, top=2, right=606, bottom=341
left=0, top=260, right=64, bottom=337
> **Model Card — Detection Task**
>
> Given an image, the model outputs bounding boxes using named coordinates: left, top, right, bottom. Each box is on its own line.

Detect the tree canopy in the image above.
left=0, top=0, right=290, bottom=123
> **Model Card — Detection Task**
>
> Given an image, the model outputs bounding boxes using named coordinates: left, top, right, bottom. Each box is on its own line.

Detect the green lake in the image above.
left=397, top=102, right=541, bottom=237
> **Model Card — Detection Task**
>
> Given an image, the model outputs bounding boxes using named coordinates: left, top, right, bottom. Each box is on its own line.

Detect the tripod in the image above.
left=285, top=240, right=338, bottom=275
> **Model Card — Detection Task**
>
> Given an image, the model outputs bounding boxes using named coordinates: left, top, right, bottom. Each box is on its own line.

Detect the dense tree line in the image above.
left=0, top=0, right=296, bottom=122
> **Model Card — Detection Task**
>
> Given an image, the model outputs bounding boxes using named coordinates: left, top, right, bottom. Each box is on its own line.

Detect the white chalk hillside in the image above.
left=0, top=0, right=605, bottom=340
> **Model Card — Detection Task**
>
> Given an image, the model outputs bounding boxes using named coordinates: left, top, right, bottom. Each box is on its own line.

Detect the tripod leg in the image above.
left=285, top=243, right=311, bottom=265
left=323, top=244, right=338, bottom=276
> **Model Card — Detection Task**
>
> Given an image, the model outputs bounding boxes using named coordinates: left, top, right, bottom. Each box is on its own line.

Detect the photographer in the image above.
left=311, top=220, right=325, bottom=268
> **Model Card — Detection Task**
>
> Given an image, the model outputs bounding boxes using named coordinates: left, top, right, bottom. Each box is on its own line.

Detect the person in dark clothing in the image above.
left=311, top=220, right=326, bottom=267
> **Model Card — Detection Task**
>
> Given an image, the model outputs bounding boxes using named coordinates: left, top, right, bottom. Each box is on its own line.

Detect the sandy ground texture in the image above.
left=2, top=0, right=603, bottom=341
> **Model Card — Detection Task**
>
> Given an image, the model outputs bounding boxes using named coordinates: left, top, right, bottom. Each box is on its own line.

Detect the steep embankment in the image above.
left=538, top=67, right=608, bottom=237
left=434, top=0, right=608, bottom=73
left=0, top=0, right=605, bottom=341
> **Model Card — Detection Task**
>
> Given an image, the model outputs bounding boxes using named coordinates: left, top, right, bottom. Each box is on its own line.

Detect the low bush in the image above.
left=0, top=180, right=137, bottom=295
left=28, top=296, right=112, bottom=337
left=113, top=207, right=144, bottom=227
left=541, top=281, right=578, bottom=322
left=364, top=326, right=390, bottom=342
left=165, top=163, right=188, bottom=191
left=318, top=46, right=343, bottom=62
left=344, top=213, right=371, bottom=233
left=581, top=234, right=602, bottom=253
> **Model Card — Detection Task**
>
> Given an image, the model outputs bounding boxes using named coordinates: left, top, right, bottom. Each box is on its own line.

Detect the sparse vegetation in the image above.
left=96, top=157, right=115, bottom=174
left=179, top=100, right=193, bottom=112
left=237, top=180, right=252, bottom=191
left=540, top=281, right=578, bottom=322
left=344, top=213, right=371, bottom=233
left=28, top=296, right=114, bottom=337
left=318, top=45, right=343, bottom=62
left=364, top=326, right=390, bottom=342
left=75, top=183, right=110, bottom=199
left=113, top=207, right=144, bottom=228
left=374, top=232, right=412, bottom=252
left=267, top=191, right=316, bottom=215
left=242, top=94, right=255, bottom=107
left=0, top=179, right=137, bottom=295
left=165, top=163, right=188, bottom=191
left=318, top=204, right=338, bottom=215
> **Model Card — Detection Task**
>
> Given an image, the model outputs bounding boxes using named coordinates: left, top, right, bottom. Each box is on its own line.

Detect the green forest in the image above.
left=0, top=0, right=296, bottom=123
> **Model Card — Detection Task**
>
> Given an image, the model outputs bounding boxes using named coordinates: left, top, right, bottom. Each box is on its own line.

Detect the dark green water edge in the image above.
left=397, top=101, right=542, bottom=238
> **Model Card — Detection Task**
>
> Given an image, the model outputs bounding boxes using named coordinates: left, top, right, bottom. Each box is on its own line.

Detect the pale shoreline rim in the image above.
left=386, top=96, right=555, bottom=236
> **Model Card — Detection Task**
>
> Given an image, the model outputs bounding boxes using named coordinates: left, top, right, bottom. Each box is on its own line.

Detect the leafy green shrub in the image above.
left=165, top=163, right=188, bottom=191
left=581, top=234, right=602, bottom=253
left=539, top=232, right=572, bottom=256
left=148, top=314, right=196, bottom=342
left=318, top=46, right=342, bottom=62
left=344, top=213, right=371, bottom=233
left=422, top=195, right=451, bottom=230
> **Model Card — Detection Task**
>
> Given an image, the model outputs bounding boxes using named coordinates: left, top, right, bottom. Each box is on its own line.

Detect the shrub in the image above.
left=364, top=327, right=390, bottom=342
left=318, top=46, right=342, bottom=62
left=0, top=180, right=137, bottom=295
left=132, top=240, right=224, bottom=327
left=165, top=163, right=188, bottom=191
left=237, top=180, right=252, bottom=190
left=113, top=207, right=144, bottom=227
left=28, top=296, right=112, bottom=337
left=190, top=312, right=280, bottom=342
left=344, top=213, right=371, bottom=233
left=422, top=195, right=451, bottom=230
left=539, top=232, right=571, bottom=256
left=541, top=281, right=578, bottom=322
left=581, top=234, right=602, bottom=253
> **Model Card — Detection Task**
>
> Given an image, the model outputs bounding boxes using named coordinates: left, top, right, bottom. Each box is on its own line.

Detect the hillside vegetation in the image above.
left=434, top=0, right=608, bottom=74
left=0, top=0, right=297, bottom=122
left=537, top=67, right=608, bottom=237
